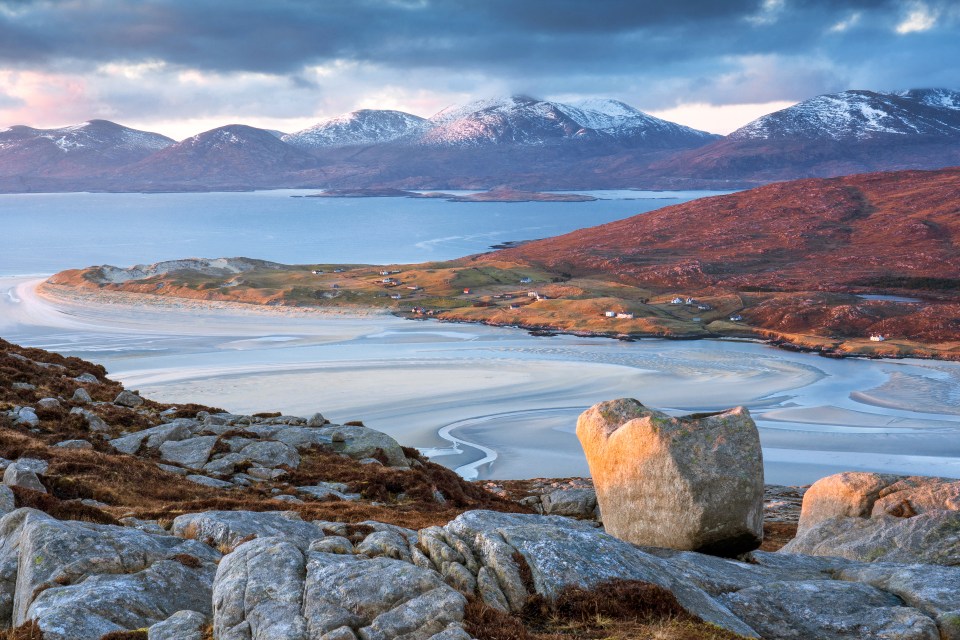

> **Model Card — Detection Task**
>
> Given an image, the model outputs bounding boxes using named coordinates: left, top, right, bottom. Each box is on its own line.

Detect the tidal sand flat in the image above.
left=3, top=275, right=960, bottom=484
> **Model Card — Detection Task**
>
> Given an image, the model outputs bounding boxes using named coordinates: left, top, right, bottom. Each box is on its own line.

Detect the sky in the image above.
left=1, top=0, right=958, bottom=140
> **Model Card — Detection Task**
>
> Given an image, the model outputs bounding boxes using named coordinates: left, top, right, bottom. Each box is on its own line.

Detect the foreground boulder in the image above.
left=0, top=508, right=219, bottom=639
left=214, top=536, right=470, bottom=640
left=784, top=473, right=960, bottom=565
left=576, top=398, right=764, bottom=555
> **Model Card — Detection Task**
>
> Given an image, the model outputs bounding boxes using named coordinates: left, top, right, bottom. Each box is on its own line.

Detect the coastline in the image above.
left=7, top=275, right=960, bottom=484
left=38, top=280, right=960, bottom=363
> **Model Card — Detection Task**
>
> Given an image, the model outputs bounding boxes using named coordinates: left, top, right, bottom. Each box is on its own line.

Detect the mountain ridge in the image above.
left=2, top=88, right=960, bottom=191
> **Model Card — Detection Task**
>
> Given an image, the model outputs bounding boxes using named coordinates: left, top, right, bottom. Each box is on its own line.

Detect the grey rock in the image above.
left=541, top=488, right=597, bottom=518
left=0, top=507, right=219, bottom=633
left=304, top=554, right=467, bottom=640
left=782, top=511, right=960, bottom=565
left=298, top=483, right=358, bottom=501
left=476, top=566, right=510, bottom=612
left=355, top=530, right=412, bottom=562
left=74, top=373, right=99, bottom=383
left=53, top=439, right=93, bottom=450
left=173, top=510, right=325, bottom=548
left=14, top=408, right=39, bottom=427
left=203, top=452, right=248, bottom=477
left=36, top=398, right=60, bottom=410
left=274, top=425, right=409, bottom=467
left=114, top=389, right=145, bottom=407
left=13, top=458, right=48, bottom=474
left=159, top=436, right=218, bottom=469
left=428, top=625, right=475, bottom=640
left=148, top=609, right=209, bottom=640
left=71, top=387, right=92, bottom=403
left=186, top=475, right=235, bottom=489
left=836, top=563, right=960, bottom=619
left=11, top=382, right=36, bottom=390
left=720, top=580, right=939, bottom=640
left=157, top=463, right=189, bottom=476
left=307, top=412, right=328, bottom=427
left=3, top=465, right=45, bottom=493
left=322, top=626, right=359, bottom=640
left=213, top=536, right=309, bottom=640
left=0, top=486, right=15, bottom=517
left=119, top=517, right=169, bottom=536
left=310, top=536, right=354, bottom=555
left=441, top=561, right=477, bottom=595
left=247, top=466, right=288, bottom=481
left=239, top=440, right=301, bottom=469
left=273, top=495, right=305, bottom=504
left=111, top=422, right=193, bottom=455
left=576, top=399, right=764, bottom=555
left=645, top=547, right=845, bottom=596
left=29, top=559, right=215, bottom=640
left=444, top=510, right=758, bottom=637
left=68, top=407, right=109, bottom=432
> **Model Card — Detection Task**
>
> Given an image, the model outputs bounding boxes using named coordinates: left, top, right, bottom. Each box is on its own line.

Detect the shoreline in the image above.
left=36, top=280, right=959, bottom=364
left=8, top=275, right=960, bottom=485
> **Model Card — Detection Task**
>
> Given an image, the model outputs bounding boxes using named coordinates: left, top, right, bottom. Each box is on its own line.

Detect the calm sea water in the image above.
left=0, top=189, right=730, bottom=276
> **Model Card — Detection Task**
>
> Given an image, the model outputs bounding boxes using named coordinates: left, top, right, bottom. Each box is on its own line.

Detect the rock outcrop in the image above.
left=784, top=473, right=960, bottom=565
left=576, top=398, right=764, bottom=555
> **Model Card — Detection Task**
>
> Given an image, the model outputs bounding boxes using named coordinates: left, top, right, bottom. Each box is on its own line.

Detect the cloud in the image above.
left=896, top=2, right=939, bottom=34
left=0, top=0, right=956, bottom=136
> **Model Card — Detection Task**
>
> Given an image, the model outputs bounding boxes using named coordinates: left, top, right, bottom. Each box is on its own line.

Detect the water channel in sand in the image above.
left=3, top=276, right=958, bottom=485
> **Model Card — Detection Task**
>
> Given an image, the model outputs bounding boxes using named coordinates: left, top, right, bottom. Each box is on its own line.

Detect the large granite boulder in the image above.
left=782, top=510, right=960, bottom=565
left=796, top=473, right=958, bottom=532
left=213, top=536, right=471, bottom=640
left=0, top=508, right=219, bottom=638
left=576, top=398, right=764, bottom=555
left=787, top=473, right=960, bottom=565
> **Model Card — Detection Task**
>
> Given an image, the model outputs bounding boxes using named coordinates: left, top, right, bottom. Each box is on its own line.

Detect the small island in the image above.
left=305, top=186, right=597, bottom=202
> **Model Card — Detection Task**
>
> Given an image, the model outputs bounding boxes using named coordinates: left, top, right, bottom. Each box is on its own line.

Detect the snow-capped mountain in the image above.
left=417, top=96, right=718, bottom=148
left=283, top=110, right=427, bottom=149
left=0, top=120, right=173, bottom=177
left=652, top=88, right=960, bottom=185
left=120, top=124, right=316, bottom=184
left=731, top=89, right=960, bottom=141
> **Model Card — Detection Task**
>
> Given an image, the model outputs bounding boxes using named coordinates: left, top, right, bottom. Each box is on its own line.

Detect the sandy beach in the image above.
left=3, top=275, right=959, bottom=484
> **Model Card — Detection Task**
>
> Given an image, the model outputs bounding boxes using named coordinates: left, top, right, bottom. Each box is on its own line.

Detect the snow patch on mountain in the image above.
left=283, top=110, right=427, bottom=149
left=731, top=89, right=960, bottom=141
left=419, top=95, right=716, bottom=147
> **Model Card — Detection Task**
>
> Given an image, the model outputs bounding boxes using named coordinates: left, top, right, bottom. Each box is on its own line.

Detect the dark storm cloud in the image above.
left=0, top=0, right=957, bottom=111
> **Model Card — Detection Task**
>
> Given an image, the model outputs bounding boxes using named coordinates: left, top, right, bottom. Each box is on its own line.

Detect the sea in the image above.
left=0, top=189, right=723, bottom=276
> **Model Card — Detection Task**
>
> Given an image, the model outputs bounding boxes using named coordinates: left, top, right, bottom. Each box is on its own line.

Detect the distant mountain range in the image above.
left=1, top=89, right=959, bottom=192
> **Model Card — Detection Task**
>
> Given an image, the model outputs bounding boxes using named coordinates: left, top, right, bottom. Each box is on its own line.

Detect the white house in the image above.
left=870, top=334, right=886, bottom=342
left=616, top=312, right=635, bottom=319
left=604, top=311, right=617, bottom=317
left=730, top=314, right=743, bottom=322
left=671, top=297, right=684, bottom=304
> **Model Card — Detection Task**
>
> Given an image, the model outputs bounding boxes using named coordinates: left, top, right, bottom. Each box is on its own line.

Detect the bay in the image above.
left=0, top=189, right=730, bottom=276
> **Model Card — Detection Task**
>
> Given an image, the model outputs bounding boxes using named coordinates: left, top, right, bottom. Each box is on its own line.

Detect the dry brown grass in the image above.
left=98, top=631, right=147, bottom=640
left=759, top=522, right=797, bottom=552
left=464, top=580, right=752, bottom=640
left=4, top=622, right=44, bottom=640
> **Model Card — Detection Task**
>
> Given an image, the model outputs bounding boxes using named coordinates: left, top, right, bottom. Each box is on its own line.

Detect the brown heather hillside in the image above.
left=489, top=167, right=960, bottom=291
left=481, top=167, right=960, bottom=354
